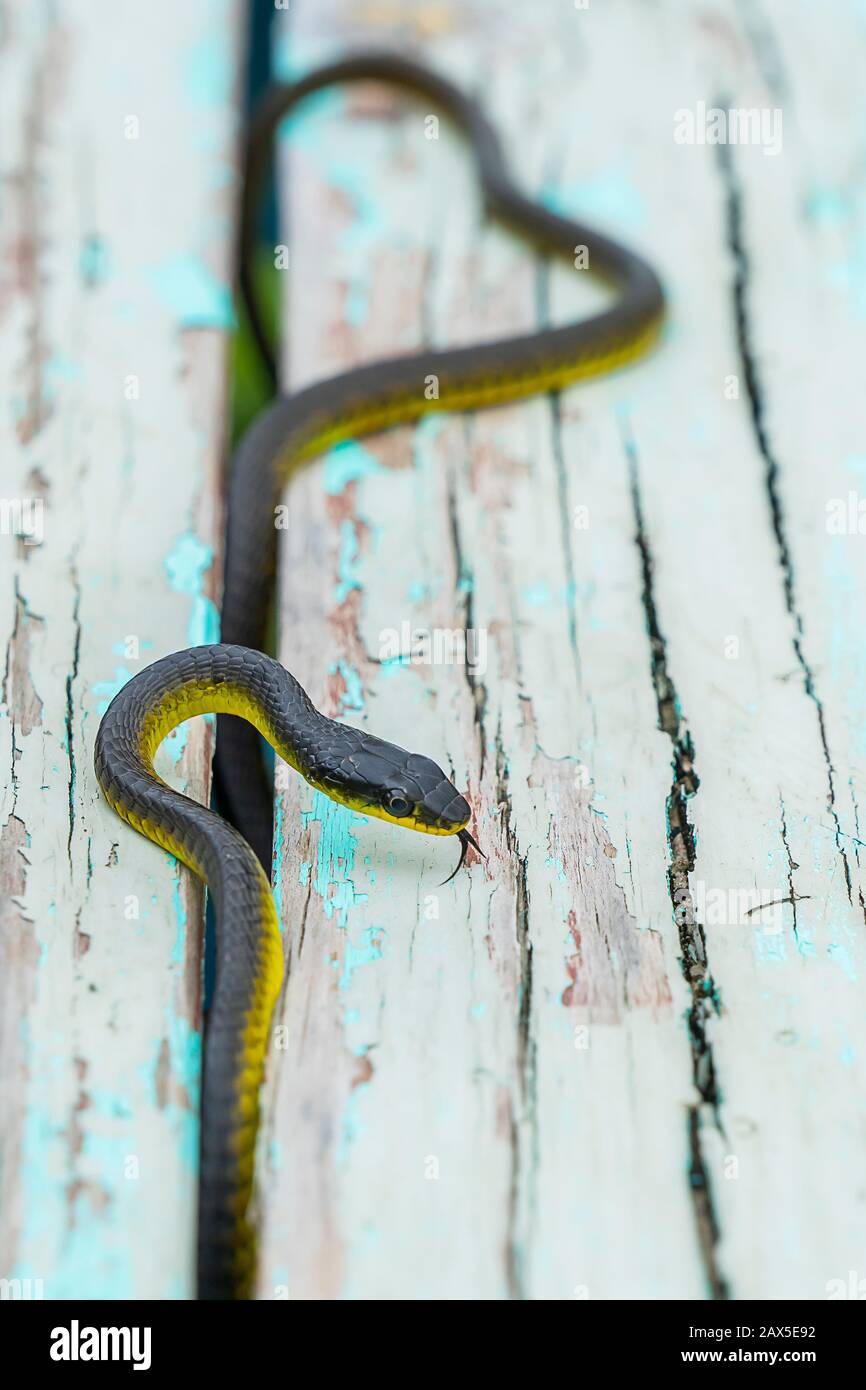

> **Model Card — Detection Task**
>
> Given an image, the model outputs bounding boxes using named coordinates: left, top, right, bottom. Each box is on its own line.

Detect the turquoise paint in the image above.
left=164, top=531, right=221, bottom=647
left=795, top=928, right=817, bottom=962
left=323, top=440, right=381, bottom=495
left=836, top=1023, right=856, bottom=1067
left=80, top=235, right=111, bottom=286
left=273, top=27, right=335, bottom=86
left=267, top=46, right=387, bottom=315
left=11, top=1021, right=141, bottom=1297
left=275, top=86, right=345, bottom=141
left=805, top=186, right=847, bottom=227
left=805, top=184, right=866, bottom=317
left=300, top=144, right=391, bottom=322
left=345, top=283, right=367, bottom=327
left=298, top=859, right=311, bottom=887
left=93, top=667, right=133, bottom=715
left=845, top=454, right=866, bottom=484
left=162, top=723, right=188, bottom=769
left=339, top=927, right=385, bottom=992
left=86, top=1088, right=133, bottom=1120
left=542, top=165, right=645, bottom=233
left=43, top=352, right=81, bottom=404
left=48, top=1197, right=135, bottom=1299
left=147, top=254, right=236, bottom=331
left=335, top=519, right=361, bottom=603
left=378, top=654, right=409, bottom=677
left=827, top=940, right=858, bottom=983
left=167, top=1015, right=201, bottom=1173
left=170, top=859, right=187, bottom=964
left=544, top=854, right=568, bottom=885
left=336, top=1082, right=371, bottom=1167
left=414, top=415, right=446, bottom=446
left=139, top=1015, right=201, bottom=1176
left=301, top=790, right=368, bottom=928
left=330, top=658, right=364, bottom=713
left=184, top=29, right=231, bottom=109
left=322, top=158, right=389, bottom=261
left=753, top=926, right=788, bottom=968
left=13, top=1035, right=63, bottom=1251
left=523, top=580, right=554, bottom=607
left=272, top=797, right=286, bottom=926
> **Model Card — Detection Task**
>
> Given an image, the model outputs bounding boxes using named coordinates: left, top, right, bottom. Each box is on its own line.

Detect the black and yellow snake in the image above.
left=93, top=53, right=664, bottom=1300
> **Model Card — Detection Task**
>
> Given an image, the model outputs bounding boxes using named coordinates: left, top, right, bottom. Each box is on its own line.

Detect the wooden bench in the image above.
left=2, top=0, right=864, bottom=1300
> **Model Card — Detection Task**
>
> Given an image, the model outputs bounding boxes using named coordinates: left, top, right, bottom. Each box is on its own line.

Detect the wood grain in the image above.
left=3, top=0, right=865, bottom=1304
left=259, top=0, right=866, bottom=1299
left=0, top=0, right=240, bottom=1298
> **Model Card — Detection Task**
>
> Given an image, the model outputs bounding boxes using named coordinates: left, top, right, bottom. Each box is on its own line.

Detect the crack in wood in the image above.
left=626, top=426, right=729, bottom=1301
left=777, top=794, right=806, bottom=937
left=446, top=476, right=487, bottom=766
left=65, top=564, right=82, bottom=866
left=734, top=0, right=789, bottom=101
left=716, top=128, right=855, bottom=911
left=492, top=717, right=538, bottom=1300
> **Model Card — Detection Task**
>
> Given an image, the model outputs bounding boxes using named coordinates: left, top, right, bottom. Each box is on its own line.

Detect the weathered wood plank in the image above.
left=0, top=0, right=240, bottom=1297
left=4, top=0, right=864, bottom=1305
left=257, top=0, right=866, bottom=1300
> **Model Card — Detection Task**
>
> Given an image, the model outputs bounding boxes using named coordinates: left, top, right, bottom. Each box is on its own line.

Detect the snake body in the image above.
left=93, top=643, right=469, bottom=1297
left=93, top=53, right=664, bottom=1299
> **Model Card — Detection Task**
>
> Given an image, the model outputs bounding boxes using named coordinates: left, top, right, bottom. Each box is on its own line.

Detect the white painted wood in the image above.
left=0, top=0, right=240, bottom=1298
left=259, top=0, right=866, bottom=1300
left=3, top=0, right=863, bottom=1305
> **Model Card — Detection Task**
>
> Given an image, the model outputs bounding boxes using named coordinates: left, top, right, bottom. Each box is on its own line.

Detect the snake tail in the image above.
left=93, top=643, right=469, bottom=1298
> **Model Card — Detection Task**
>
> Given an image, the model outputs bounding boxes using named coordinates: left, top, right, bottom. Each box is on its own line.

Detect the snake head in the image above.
left=316, top=733, right=470, bottom=836
left=378, top=751, right=471, bottom=835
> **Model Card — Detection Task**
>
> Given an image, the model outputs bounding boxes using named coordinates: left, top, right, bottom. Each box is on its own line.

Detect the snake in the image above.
left=93, top=52, right=664, bottom=1300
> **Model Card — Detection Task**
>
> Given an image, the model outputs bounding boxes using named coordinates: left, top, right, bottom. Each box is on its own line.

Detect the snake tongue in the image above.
left=440, top=827, right=486, bottom=885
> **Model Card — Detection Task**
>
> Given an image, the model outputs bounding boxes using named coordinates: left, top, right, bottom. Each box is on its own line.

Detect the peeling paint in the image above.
left=146, top=254, right=235, bottom=331
left=300, top=791, right=368, bottom=927
left=164, top=531, right=220, bottom=647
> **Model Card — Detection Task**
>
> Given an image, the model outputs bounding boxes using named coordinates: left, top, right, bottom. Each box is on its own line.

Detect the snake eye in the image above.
left=386, top=791, right=411, bottom=818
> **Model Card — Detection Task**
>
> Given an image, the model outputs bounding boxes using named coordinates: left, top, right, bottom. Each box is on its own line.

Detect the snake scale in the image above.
left=93, top=52, right=664, bottom=1299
